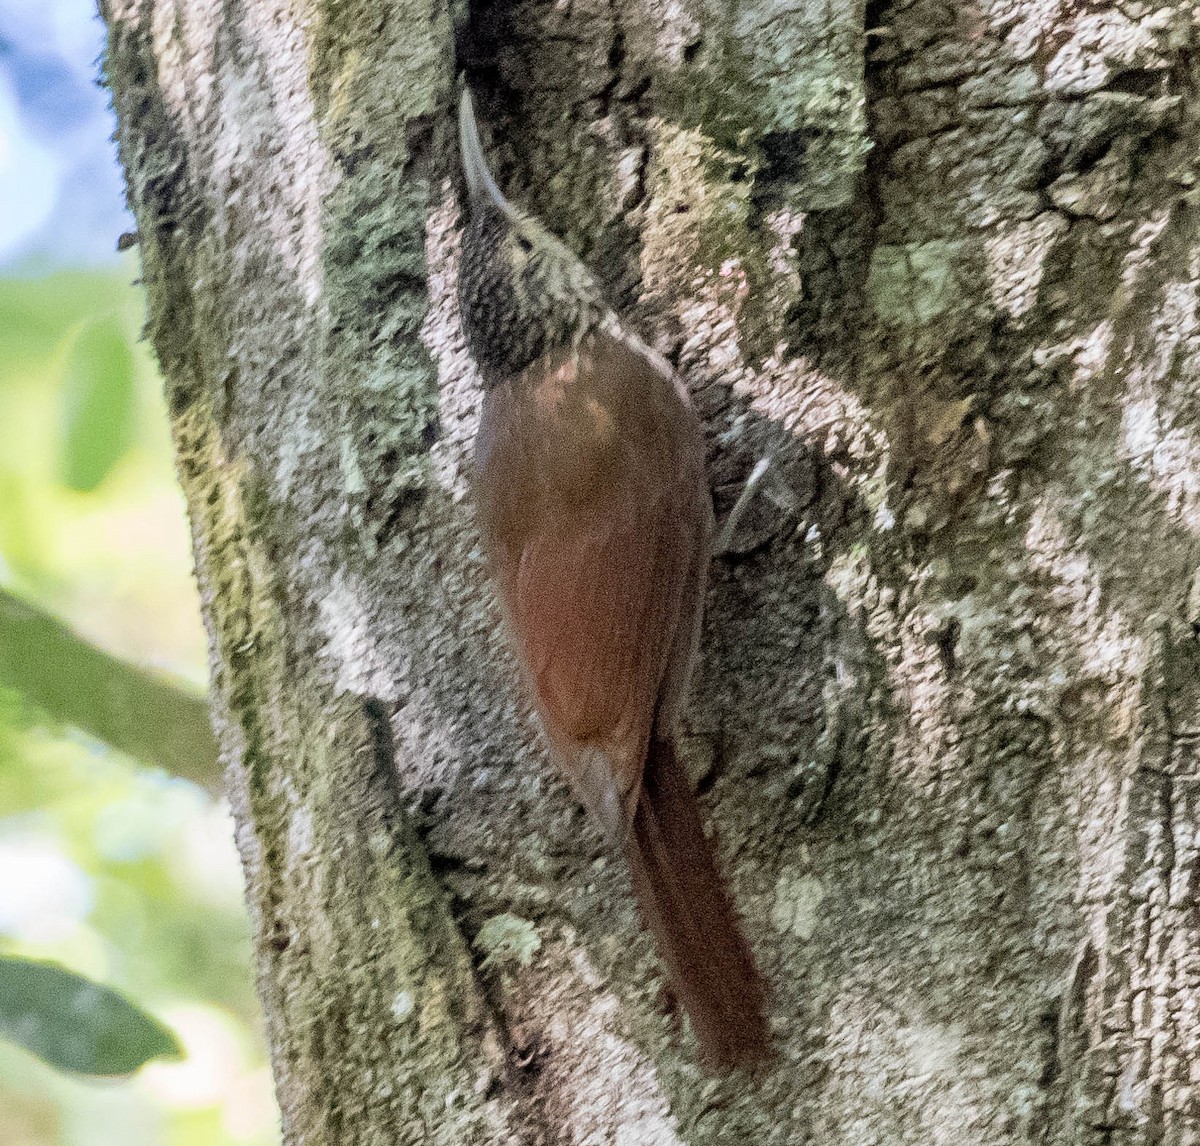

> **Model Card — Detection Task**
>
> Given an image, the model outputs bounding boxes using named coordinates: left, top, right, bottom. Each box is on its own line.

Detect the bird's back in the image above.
left=474, top=326, right=710, bottom=835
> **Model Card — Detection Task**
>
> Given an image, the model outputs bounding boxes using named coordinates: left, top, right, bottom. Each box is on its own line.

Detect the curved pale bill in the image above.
left=459, top=89, right=518, bottom=220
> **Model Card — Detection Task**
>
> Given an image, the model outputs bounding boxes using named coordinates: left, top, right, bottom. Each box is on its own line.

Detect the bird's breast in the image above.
left=480, top=355, right=669, bottom=515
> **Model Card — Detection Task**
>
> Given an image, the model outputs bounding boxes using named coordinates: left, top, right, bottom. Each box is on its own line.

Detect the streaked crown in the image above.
left=457, top=89, right=610, bottom=389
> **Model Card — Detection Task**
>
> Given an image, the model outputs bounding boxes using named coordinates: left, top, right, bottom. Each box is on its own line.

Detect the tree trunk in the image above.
left=101, top=0, right=1200, bottom=1141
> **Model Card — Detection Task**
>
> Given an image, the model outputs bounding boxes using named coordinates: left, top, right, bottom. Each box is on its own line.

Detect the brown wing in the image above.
left=476, top=328, right=709, bottom=838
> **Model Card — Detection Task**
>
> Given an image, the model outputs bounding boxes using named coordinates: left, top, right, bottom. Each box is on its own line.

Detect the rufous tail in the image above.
left=624, top=735, right=771, bottom=1071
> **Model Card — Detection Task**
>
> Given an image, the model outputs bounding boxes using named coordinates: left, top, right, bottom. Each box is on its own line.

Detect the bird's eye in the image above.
left=516, top=234, right=534, bottom=253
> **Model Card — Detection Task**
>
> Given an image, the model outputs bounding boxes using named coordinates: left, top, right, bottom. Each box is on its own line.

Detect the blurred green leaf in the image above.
left=0, top=273, right=133, bottom=380
left=0, top=588, right=220, bottom=793
left=0, top=955, right=181, bottom=1076
left=59, top=318, right=136, bottom=493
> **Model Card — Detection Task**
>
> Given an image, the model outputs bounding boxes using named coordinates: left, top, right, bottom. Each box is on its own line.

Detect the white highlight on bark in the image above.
left=1121, top=210, right=1175, bottom=294
left=273, top=391, right=324, bottom=500
left=1022, top=499, right=1142, bottom=686
left=1065, top=320, right=1114, bottom=387
left=423, top=190, right=483, bottom=502
left=766, top=208, right=805, bottom=281
left=648, top=1, right=703, bottom=66
left=151, top=0, right=219, bottom=131
left=1122, top=386, right=1200, bottom=528
left=984, top=214, right=1067, bottom=320
left=896, top=601, right=965, bottom=784
left=824, top=550, right=964, bottom=789
left=287, top=804, right=314, bottom=859
left=771, top=866, right=826, bottom=941
left=1120, top=272, right=1200, bottom=528
left=391, top=990, right=415, bottom=1020
left=237, top=0, right=331, bottom=306
left=519, top=945, right=684, bottom=1146
left=276, top=777, right=329, bottom=961
left=989, top=0, right=1070, bottom=61
left=148, top=0, right=332, bottom=307
left=823, top=988, right=983, bottom=1143
left=1042, top=11, right=1178, bottom=95
left=317, top=570, right=408, bottom=697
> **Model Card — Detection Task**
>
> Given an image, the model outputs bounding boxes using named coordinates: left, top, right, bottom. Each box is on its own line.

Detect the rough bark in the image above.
left=101, top=0, right=1200, bottom=1142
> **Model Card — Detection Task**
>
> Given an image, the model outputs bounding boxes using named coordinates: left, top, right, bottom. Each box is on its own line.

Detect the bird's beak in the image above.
left=459, top=88, right=516, bottom=218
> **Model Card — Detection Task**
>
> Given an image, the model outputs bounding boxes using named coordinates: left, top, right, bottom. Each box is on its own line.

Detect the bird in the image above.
left=456, top=88, right=770, bottom=1070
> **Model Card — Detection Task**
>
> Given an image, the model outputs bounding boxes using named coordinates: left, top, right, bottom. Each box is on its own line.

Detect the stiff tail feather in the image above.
left=624, top=736, right=771, bottom=1070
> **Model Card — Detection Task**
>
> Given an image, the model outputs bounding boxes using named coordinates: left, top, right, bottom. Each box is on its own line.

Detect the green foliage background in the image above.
left=0, top=263, right=276, bottom=1146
